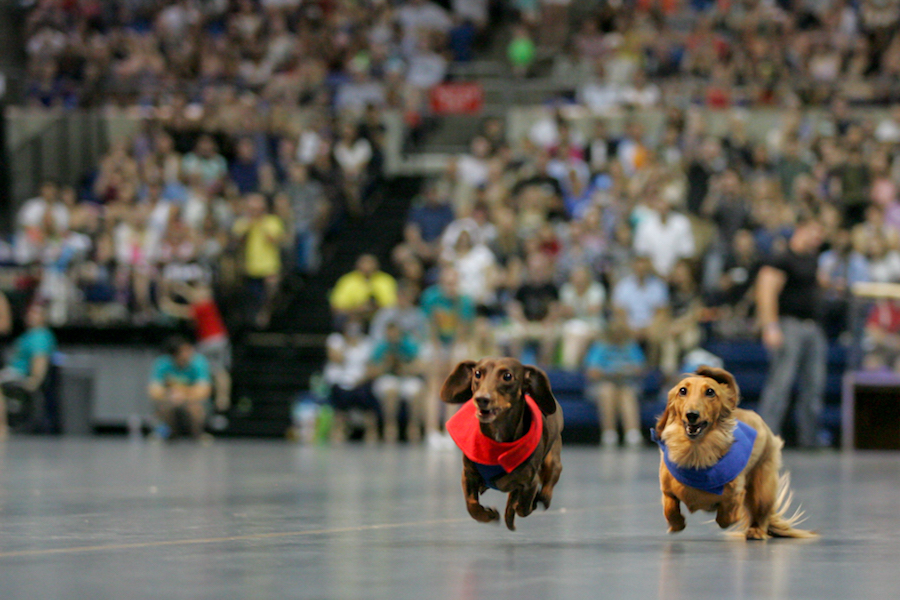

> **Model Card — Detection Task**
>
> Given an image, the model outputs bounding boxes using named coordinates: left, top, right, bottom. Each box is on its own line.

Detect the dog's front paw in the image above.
left=470, top=505, right=500, bottom=523
left=667, top=516, right=686, bottom=533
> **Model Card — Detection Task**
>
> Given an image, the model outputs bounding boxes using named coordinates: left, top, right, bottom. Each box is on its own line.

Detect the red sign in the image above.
left=429, top=83, right=484, bottom=115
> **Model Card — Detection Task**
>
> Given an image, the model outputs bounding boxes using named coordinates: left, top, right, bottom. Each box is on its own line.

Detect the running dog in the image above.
left=441, top=358, right=563, bottom=531
left=652, top=366, right=816, bottom=540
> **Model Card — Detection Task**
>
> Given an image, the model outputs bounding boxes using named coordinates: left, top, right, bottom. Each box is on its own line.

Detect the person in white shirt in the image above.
left=18, top=181, right=67, bottom=232
left=559, top=265, right=606, bottom=369
left=633, top=192, right=695, bottom=279
left=324, top=318, right=377, bottom=443
left=396, top=0, right=452, bottom=56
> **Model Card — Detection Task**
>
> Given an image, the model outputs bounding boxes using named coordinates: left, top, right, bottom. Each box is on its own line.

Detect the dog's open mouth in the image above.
left=684, top=420, right=709, bottom=439
left=477, top=407, right=500, bottom=423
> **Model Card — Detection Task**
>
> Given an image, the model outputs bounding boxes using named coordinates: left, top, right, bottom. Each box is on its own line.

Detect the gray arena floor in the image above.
left=0, top=438, right=897, bottom=600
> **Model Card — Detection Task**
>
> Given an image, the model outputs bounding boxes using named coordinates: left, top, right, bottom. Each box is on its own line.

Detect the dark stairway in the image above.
left=224, top=176, right=424, bottom=437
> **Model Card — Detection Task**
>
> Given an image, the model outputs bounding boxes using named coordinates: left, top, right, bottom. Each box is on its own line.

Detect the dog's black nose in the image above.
left=685, top=411, right=700, bottom=424
left=475, top=396, right=491, bottom=410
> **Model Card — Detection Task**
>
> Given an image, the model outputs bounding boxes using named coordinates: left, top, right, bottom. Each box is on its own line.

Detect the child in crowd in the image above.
left=584, top=317, right=647, bottom=448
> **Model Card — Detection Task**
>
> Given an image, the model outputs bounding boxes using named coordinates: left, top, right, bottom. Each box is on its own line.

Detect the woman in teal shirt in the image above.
left=0, top=302, right=57, bottom=436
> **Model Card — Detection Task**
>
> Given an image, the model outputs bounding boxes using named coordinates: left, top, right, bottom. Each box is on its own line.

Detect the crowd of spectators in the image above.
left=4, top=97, right=384, bottom=330
left=324, top=97, right=900, bottom=445
left=21, top=0, right=487, bottom=116
left=14, top=0, right=900, bottom=445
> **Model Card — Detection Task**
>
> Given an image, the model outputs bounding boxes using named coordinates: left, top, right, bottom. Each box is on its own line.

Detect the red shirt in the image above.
left=867, top=301, right=900, bottom=334
left=191, top=299, right=227, bottom=342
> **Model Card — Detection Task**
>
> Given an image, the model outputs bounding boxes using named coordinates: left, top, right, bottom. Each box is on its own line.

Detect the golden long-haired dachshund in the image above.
left=653, top=366, right=816, bottom=540
left=441, top=358, right=563, bottom=531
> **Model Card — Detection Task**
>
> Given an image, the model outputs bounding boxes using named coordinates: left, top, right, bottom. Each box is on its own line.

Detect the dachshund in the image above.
left=441, top=358, right=563, bottom=531
left=653, top=365, right=816, bottom=540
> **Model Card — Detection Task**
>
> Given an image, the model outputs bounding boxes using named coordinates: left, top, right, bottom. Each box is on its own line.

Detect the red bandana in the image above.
left=446, top=395, right=544, bottom=473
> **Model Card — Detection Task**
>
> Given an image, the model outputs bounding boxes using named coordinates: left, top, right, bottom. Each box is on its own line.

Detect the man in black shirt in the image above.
left=755, top=218, right=827, bottom=447
left=505, top=253, right=560, bottom=365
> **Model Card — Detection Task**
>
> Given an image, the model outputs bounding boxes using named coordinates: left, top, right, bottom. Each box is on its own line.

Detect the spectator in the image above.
left=818, top=227, right=870, bottom=339
left=330, top=254, right=398, bottom=324
left=505, top=252, right=560, bottom=365
left=324, top=318, right=377, bottom=444
left=585, top=316, right=646, bottom=449
left=558, top=264, right=605, bottom=370
left=232, top=193, right=287, bottom=328
left=633, top=191, right=696, bottom=280
left=446, top=229, right=498, bottom=312
left=658, top=259, right=703, bottom=377
left=182, top=135, right=228, bottom=193
left=420, top=266, right=474, bottom=448
left=612, top=255, right=669, bottom=358
left=229, top=137, right=262, bottom=196
left=160, top=279, right=231, bottom=412
left=147, top=335, right=213, bottom=441
left=403, top=183, right=455, bottom=266
left=370, top=280, right=428, bottom=345
left=862, top=299, right=900, bottom=372
left=17, top=181, right=66, bottom=232
left=756, top=218, right=827, bottom=447
left=283, top=163, right=329, bottom=274
left=370, top=321, right=425, bottom=443
left=0, top=302, right=56, bottom=435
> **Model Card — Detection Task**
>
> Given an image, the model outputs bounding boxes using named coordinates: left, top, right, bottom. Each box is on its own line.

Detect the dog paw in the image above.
left=505, top=514, right=516, bottom=531
left=480, top=507, right=500, bottom=523
left=667, top=517, right=686, bottom=533
left=534, top=492, right=552, bottom=510
left=745, top=527, right=769, bottom=541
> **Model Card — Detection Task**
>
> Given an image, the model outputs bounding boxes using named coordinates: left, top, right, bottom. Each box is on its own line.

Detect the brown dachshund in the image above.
left=653, top=366, right=816, bottom=540
left=441, top=358, right=563, bottom=531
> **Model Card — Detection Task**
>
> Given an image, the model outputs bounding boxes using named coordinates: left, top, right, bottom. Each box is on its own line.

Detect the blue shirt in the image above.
left=371, top=336, right=420, bottom=367
left=584, top=340, right=645, bottom=373
left=420, top=285, right=475, bottom=345
left=150, top=353, right=211, bottom=388
left=613, top=274, right=669, bottom=330
left=408, top=203, right=455, bottom=242
left=9, top=327, right=57, bottom=377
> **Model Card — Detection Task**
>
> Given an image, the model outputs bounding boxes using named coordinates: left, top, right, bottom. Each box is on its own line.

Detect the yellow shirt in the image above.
left=233, top=215, right=285, bottom=278
left=330, top=271, right=398, bottom=312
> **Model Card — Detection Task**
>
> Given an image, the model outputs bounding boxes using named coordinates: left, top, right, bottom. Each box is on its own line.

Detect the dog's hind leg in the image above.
left=504, top=492, right=519, bottom=531
left=716, top=489, right=745, bottom=529
left=744, top=466, right=777, bottom=540
left=535, top=441, right=562, bottom=510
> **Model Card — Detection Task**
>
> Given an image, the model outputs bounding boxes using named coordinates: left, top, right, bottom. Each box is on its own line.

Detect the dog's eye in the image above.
left=474, top=370, right=482, bottom=379
left=705, top=387, right=716, bottom=397
left=502, top=372, right=513, bottom=381
left=678, top=387, right=687, bottom=396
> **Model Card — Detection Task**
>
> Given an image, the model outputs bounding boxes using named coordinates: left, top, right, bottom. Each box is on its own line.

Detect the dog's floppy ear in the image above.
left=695, top=365, right=740, bottom=410
left=440, top=361, right=477, bottom=404
left=524, top=365, right=557, bottom=415
left=655, top=388, right=675, bottom=438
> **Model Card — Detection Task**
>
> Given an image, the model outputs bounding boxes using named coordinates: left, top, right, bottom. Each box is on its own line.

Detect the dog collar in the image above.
left=650, top=421, right=758, bottom=495
left=447, top=395, right=544, bottom=489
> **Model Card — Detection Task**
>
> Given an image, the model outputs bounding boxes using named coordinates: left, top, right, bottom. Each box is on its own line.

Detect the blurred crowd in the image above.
left=323, top=99, right=900, bottom=444
left=22, top=0, right=485, bottom=116
left=15, top=0, right=900, bottom=445
left=5, top=101, right=387, bottom=328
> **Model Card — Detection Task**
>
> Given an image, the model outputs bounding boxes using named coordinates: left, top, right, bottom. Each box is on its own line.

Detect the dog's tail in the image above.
left=767, top=472, right=818, bottom=539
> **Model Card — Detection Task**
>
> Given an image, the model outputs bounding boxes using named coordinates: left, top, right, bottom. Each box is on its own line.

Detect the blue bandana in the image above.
left=650, top=421, right=758, bottom=495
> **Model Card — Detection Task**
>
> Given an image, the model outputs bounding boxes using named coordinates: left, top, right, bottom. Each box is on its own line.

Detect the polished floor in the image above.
left=0, top=438, right=897, bottom=600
